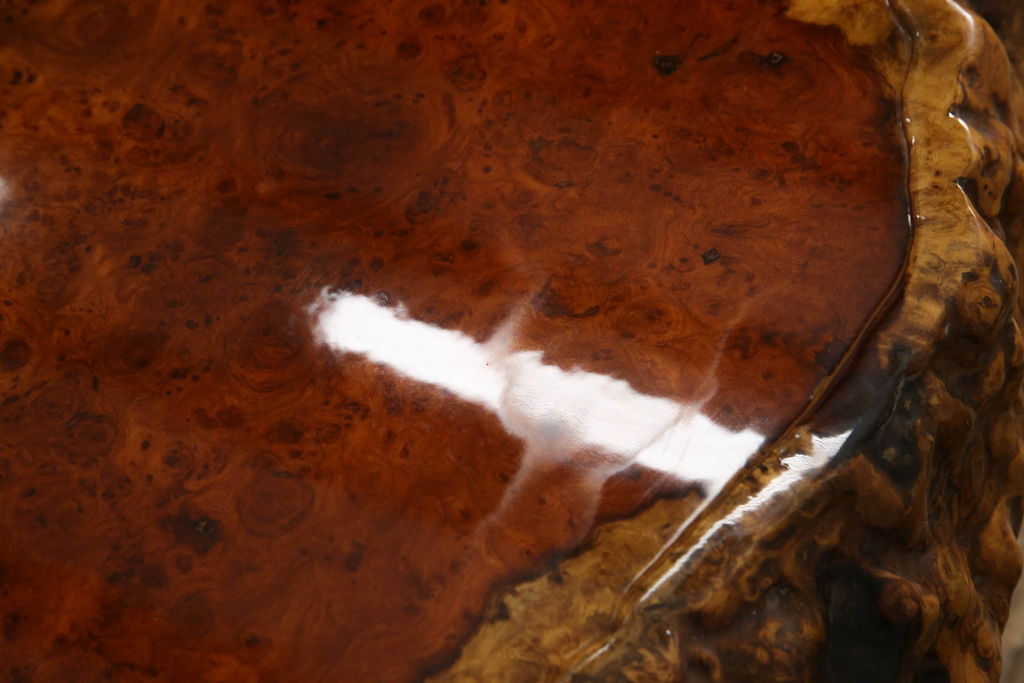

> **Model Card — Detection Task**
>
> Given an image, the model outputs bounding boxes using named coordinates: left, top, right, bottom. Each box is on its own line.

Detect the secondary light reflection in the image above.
left=639, top=427, right=853, bottom=601
left=312, top=291, right=764, bottom=490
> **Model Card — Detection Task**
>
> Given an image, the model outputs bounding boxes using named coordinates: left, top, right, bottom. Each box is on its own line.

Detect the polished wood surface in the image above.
left=0, top=0, right=911, bottom=680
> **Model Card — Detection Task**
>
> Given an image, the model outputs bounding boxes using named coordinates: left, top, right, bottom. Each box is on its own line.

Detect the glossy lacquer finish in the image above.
left=0, top=0, right=907, bottom=680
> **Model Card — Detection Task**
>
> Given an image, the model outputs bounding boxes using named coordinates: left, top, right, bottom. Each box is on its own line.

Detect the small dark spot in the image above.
left=418, top=3, right=446, bottom=25
left=405, top=189, right=445, bottom=224
left=3, top=612, right=23, bottom=642
left=0, top=340, right=30, bottom=371
left=532, top=279, right=600, bottom=319
left=759, top=51, right=788, bottom=67
left=114, top=331, right=161, bottom=370
left=447, top=54, right=486, bottom=90
left=587, top=240, right=622, bottom=257
left=161, top=509, right=223, bottom=555
left=343, top=548, right=364, bottom=571
left=265, top=420, right=303, bottom=444
left=121, top=103, right=165, bottom=142
left=701, top=249, right=722, bottom=265
left=528, top=137, right=548, bottom=155
left=397, top=40, right=422, bottom=60
left=652, top=54, right=680, bottom=76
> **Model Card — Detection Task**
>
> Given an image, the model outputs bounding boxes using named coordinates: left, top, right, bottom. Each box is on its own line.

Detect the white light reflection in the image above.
left=639, top=428, right=852, bottom=602
left=312, top=291, right=763, bottom=488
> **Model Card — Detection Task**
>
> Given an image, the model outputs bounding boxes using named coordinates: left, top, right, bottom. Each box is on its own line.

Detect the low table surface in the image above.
left=0, top=0, right=908, bottom=680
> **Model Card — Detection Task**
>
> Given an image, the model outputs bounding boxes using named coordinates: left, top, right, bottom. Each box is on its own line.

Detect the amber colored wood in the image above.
left=0, top=1, right=910, bottom=681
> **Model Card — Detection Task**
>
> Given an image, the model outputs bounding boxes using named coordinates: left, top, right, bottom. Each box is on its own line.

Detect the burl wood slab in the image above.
left=0, top=0, right=1021, bottom=681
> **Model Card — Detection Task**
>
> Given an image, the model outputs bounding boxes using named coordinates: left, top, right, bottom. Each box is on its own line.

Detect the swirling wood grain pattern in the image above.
left=0, top=0, right=915, bottom=681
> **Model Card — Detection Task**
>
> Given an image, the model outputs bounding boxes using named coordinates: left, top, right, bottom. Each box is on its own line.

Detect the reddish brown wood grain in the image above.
left=0, top=0, right=907, bottom=680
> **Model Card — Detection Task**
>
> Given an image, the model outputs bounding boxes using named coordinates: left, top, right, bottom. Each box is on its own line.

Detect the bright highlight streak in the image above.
left=312, top=291, right=763, bottom=487
left=640, top=428, right=853, bottom=602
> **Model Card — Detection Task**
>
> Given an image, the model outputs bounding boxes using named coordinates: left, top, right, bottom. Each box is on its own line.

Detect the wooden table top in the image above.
left=0, top=0, right=933, bottom=680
